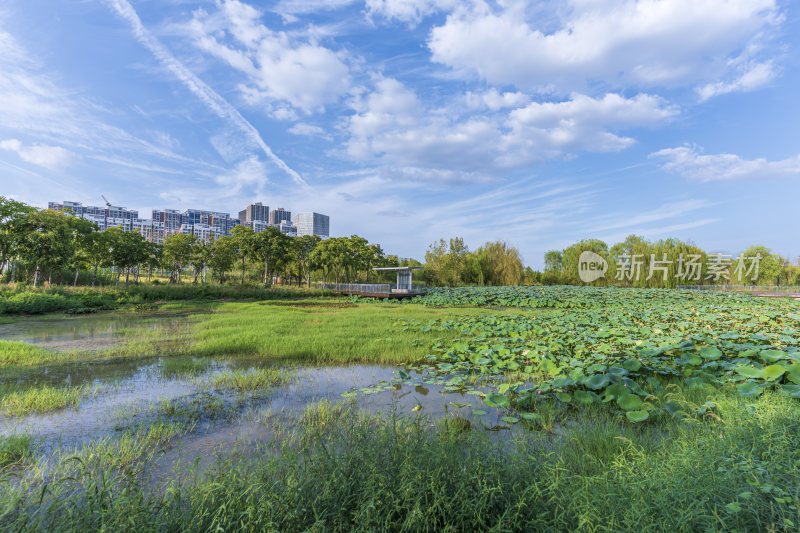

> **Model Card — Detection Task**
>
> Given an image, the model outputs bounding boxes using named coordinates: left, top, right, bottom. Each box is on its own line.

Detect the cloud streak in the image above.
left=651, top=146, right=800, bottom=182
left=105, top=0, right=307, bottom=187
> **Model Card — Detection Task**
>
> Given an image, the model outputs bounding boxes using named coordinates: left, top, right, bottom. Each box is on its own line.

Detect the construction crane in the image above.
left=101, top=195, right=111, bottom=228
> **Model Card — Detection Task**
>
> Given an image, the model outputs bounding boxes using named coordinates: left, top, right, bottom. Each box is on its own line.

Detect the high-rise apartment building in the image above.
left=50, top=200, right=329, bottom=242
left=49, top=200, right=139, bottom=232
left=269, top=208, right=291, bottom=225
left=293, top=212, right=329, bottom=238
left=277, top=220, right=297, bottom=237
left=238, top=202, right=269, bottom=223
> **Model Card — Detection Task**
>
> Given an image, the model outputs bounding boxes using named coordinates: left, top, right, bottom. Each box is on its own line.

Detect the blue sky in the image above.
left=1, top=0, right=798, bottom=268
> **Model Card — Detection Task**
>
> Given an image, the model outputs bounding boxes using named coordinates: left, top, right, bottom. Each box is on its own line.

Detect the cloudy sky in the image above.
left=1, top=0, right=798, bottom=267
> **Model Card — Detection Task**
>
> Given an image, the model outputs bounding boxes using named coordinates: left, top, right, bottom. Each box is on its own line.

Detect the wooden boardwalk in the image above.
left=679, top=285, right=800, bottom=299
left=318, top=283, right=424, bottom=299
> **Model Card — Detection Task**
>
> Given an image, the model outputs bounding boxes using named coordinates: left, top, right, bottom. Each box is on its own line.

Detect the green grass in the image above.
left=211, top=367, right=294, bottom=391
left=0, top=384, right=91, bottom=416
left=160, top=356, right=211, bottom=378
left=2, top=289, right=800, bottom=530
left=0, top=340, right=54, bottom=366
left=0, top=434, right=33, bottom=468
left=0, top=284, right=333, bottom=316
left=2, top=388, right=799, bottom=532
left=187, top=300, right=519, bottom=364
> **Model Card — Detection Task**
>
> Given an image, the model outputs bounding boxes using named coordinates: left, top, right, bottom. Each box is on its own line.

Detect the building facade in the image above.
left=269, top=208, right=291, bottom=225
left=50, top=201, right=328, bottom=242
left=293, top=212, right=329, bottom=238
left=238, top=202, right=269, bottom=223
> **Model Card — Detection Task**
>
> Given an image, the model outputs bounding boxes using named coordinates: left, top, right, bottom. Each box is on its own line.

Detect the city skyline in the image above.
left=49, top=199, right=330, bottom=241
left=1, top=1, right=799, bottom=268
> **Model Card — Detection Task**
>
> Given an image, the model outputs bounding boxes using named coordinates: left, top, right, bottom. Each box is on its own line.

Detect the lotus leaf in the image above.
left=584, top=374, right=611, bottom=390
left=762, top=364, right=786, bottom=381
left=625, top=410, right=649, bottom=422
left=617, top=393, right=643, bottom=411
left=735, top=365, right=764, bottom=379
left=736, top=382, right=764, bottom=397
left=622, top=359, right=642, bottom=372
left=484, top=393, right=510, bottom=408
left=760, top=349, right=787, bottom=362
left=699, top=347, right=723, bottom=360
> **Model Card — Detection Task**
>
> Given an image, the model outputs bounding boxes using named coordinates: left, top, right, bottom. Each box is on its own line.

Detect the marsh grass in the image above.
left=160, top=356, right=211, bottom=378
left=86, top=420, right=189, bottom=474
left=0, top=340, right=54, bottom=366
left=0, top=384, right=92, bottom=416
left=0, top=434, right=33, bottom=468
left=211, top=367, right=294, bottom=392
left=187, top=301, right=525, bottom=364
left=3, top=390, right=799, bottom=532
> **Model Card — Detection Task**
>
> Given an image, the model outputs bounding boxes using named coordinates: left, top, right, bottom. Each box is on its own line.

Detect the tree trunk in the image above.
left=74, top=268, right=80, bottom=286
left=92, top=264, right=98, bottom=287
left=116, top=269, right=121, bottom=288
left=125, top=267, right=130, bottom=288
left=11, top=258, right=17, bottom=283
left=48, top=268, right=53, bottom=286
left=33, top=263, right=41, bottom=287
left=241, top=257, right=246, bottom=285
left=264, top=258, right=269, bottom=286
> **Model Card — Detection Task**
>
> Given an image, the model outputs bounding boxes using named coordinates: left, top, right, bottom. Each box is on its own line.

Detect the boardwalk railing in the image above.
left=317, top=283, right=425, bottom=294
left=678, top=285, right=800, bottom=298
left=678, top=285, right=800, bottom=293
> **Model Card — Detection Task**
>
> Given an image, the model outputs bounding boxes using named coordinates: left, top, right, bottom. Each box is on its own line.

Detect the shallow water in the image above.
left=0, top=311, right=190, bottom=352
left=0, top=311, right=510, bottom=481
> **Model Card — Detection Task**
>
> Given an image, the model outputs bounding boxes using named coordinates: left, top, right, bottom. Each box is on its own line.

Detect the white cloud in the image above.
left=214, top=156, right=268, bottom=193
left=502, top=93, right=678, bottom=163
left=366, top=0, right=459, bottom=25
left=346, top=78, right=676, bottom=177
left=465, top=89, right=529, bottom=110
left=186, top=0, right=351, bottom=113
left=273, top=0, right=358, bottom=21
left=105, top=0, right=307, bottom=186
left=0, top=139, right=75, bottom=169
left=650, top=146, right=800, bottom=182
left=428, top=0, right=781, bottom=92
left=696, top=60, right=776, bottom=101
left=288, top=122, right=332, bottom=140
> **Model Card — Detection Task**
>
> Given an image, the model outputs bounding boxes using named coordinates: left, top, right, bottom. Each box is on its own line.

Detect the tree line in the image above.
left=4, top=196, right=796, bottom=289
left=538, top=235, right=800, bottom=287
left=0, top=197, right=408, bottom=288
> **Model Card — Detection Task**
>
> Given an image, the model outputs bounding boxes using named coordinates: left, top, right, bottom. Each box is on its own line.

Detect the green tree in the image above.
left=0, top=196, right=34, bottom=281
left=68, top=217, right=99, bottom=286
left=736, top=246, right=783, bottom=285
left=208, top=236, right=237, bottom=283
left=561, top=239, right=610, bottom=285
left=252, top=227, right=291, bottom=285
left=424, top=237, right=469, bottom=287
left=19, top=209, right=75, bottom=287
left=162, top=233, right=198, bottom=284
left=293, top=235, right=320, bottom=287
left=230, top=225, right=255, bottom=285
left=477, top=241, right=524, bottom=285
left=106, top=227, right=151, bottom=287
left=84, top=230, right=111, bottom=287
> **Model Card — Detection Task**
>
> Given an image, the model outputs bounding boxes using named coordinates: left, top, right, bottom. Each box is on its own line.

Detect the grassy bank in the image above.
left=0, top=300, right=493, bottom=370
left=0, top=284, right=333, bottom=316
left=186, top=300, right=518, bottom=365
left=0, top=384, right=92, bottom=416
left=1, top=389, right=798, bottom=532
left=2, top=287, right=800, bottom=531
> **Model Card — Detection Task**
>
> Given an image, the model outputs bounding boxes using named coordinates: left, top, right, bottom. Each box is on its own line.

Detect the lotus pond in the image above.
left=1, top=286, right=800, bottom=531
